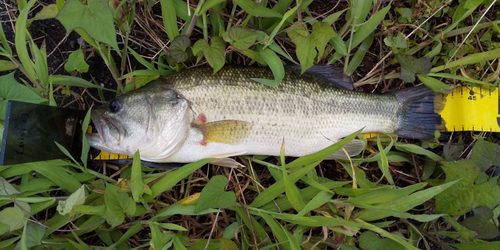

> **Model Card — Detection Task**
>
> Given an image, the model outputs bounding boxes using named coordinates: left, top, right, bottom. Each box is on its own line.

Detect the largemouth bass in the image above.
left=87, top=66, right=445, bottom=163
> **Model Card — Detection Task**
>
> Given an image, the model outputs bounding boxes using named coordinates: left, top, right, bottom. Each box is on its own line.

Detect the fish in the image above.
left=87, top=66, right=445, bottom=163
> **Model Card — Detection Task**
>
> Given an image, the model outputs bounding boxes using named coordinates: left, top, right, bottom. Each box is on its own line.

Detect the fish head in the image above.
left=87, top=85, right=191, bottom=160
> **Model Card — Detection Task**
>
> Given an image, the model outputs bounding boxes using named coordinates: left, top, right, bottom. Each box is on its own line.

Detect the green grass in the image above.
left=0, top=0, right=500, bottom=249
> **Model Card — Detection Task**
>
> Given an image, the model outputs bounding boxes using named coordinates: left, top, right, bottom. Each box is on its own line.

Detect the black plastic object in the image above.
left=0, top=101, right=85, bottom=165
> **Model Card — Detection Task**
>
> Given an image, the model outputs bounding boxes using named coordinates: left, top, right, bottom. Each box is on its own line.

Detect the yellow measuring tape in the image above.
left=440, top=86, right=500, bottom=132
left=90, top=86, right=500, bottom=161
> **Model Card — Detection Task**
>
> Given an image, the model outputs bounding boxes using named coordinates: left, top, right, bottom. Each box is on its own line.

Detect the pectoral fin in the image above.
left=196, top=120, right=252, bottom=145
left=325, top=139, right=365, bottom=159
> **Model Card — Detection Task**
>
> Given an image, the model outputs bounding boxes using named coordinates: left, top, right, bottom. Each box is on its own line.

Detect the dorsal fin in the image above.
left=285, top=65, right=353, bottom=90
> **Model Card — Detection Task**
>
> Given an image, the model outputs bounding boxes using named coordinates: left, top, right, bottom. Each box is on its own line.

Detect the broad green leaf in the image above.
left=286, top=22, right=335, bottom=73
left=359, top=231, right=402, bottom=250
left=234, top=0, right=282, bottom=18
left=228, top=27, right=257, bottom=51
left=0, top=201, right=30, bottom=231
left=145, top=158, right=213, bottom=202
left=169, top=35, right=191, bottom=63
left=384, top=33, right=407, bottom=50
left=192, top=37, right=226, bottom=74
left=311, top=22, right=336, bottom=61
left=194, top=175, right=236, bottom=213
left=347, top=31, right=374, bottom=74
left=130, top=150, right=144, bottom=202
left=435, top=160, right=500, bottom=216
left=103, top=184, right=136, bottom=227
left=57, top=185, right=86, bottom=216
left=0, top=177, right=20, bottom=195
left=0, top=60, right=17, bottom=71
left=159, top=0, right=179, bottom=41
left=470, top=137, right=500, bottom=172
left=253, top=47, right=285, bottom=87
left=17, top=222, right=45, bottom=250
left=64, top=49, right=89, bottom=73
left=220, top=238, right=239, bottom=250
left=460, top=207, right=499, bottom=240
left=31, top=4, right=59, bottom=22
left=395, top=8, right=412, bottom=22
left=396, top=54, right=432, bottom=83
left=417, top=75, right=455, bottom=94
left=57, top=0, right=119, bottom=51
left=356, top=219, right=419, bottom=250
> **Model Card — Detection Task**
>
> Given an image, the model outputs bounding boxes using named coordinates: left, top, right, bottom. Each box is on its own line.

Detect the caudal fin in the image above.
left=394, top=86, right=446, bottom=139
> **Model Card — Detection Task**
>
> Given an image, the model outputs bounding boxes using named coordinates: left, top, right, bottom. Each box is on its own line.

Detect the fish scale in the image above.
left=162, top=67, right=400, bottom=161
left=87, top=66, right=443, bottom=163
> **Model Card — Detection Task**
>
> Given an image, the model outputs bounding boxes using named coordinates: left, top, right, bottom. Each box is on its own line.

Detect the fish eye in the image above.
left=109, top=99, right=122, bottom=113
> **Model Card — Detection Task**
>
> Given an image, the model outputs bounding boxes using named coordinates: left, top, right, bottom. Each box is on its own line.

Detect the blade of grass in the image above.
left=14, top=0, right=38, bottom=85
left=144, top=158, right=213, bottom=202
left=293, top=191, right=332, bottom=219
left=130, top=150, right=144, bottom=202
left=431, top=48, right=500, bottom=73
left=376, top=135, right=393, bottom=185
left=25, top=160, right=81, bottom=193
left=354, top=179, right=459, bottom=221
left=260, top=213, right=292, bottom=250
left=285, top=128, right=363, bottom=169
left=159, top=0, right=179, bottom=41
left=355, top=218, right=419, bottom=250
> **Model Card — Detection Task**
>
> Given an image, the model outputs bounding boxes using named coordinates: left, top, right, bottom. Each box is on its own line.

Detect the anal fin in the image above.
left=196, top=120, right=252, bottom=145
left=325, top=139, right=365, bottom=160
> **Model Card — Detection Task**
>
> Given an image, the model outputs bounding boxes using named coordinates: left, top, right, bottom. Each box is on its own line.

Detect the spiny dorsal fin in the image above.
left=196, top=120, right=252, bottom=145
left=285, top=65, right=353, bottom=90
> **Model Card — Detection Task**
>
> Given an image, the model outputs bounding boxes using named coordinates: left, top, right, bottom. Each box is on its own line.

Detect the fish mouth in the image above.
left=87, top=111, right=121, bottom=148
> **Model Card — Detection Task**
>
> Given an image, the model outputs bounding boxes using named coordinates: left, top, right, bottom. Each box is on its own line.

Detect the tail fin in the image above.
left=394, top=86, right=446, bottom=139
